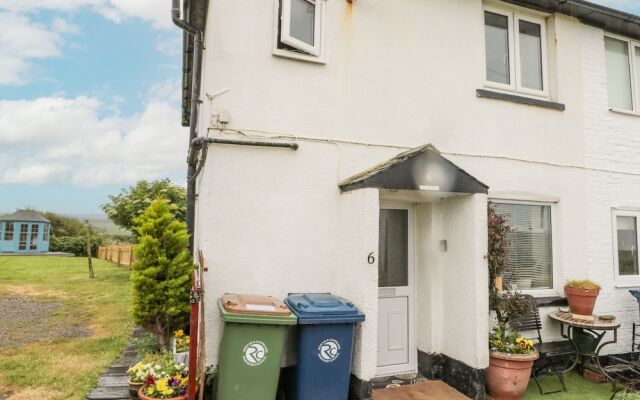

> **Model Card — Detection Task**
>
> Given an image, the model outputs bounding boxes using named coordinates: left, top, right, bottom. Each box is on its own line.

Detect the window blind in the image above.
left=493, top=203, right=553, bottom=290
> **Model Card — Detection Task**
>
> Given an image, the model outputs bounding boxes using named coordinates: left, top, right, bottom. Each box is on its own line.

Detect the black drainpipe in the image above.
left=172, top=0, right=203, bottom=253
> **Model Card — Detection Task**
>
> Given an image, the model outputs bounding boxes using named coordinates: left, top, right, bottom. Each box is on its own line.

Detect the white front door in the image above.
left=377, top=204, right=416, bottom=375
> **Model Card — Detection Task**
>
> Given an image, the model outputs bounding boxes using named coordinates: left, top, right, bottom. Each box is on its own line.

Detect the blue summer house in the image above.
left=0, top=210, right=52, bottom=253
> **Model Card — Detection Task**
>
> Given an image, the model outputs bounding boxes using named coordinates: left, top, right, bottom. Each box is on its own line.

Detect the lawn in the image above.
left=0, top=256, right=132, bottom=400
left=525, top=371, right=616, bottom=399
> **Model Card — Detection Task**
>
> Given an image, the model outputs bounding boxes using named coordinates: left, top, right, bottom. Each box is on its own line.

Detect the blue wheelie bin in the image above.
left=285, top=293, right=365, bottom=400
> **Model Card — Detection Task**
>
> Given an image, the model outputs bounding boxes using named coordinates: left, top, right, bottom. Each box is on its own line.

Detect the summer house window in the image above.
left=43, top=224, right=49, bottom=241
left=276, top=0, right=324, bottom=59
left=613, top=210, right=640, bottom=284
left=30, top=224, right=39, bottom=250
left=484, top=7, right=548, bottom=96
left=18, top=224, right=28, bottom=250
left=605, top=36, right=640, bottom=112
left=492, top=202, right=554, bottom=291
left=4, top=222, right=14, bottom=241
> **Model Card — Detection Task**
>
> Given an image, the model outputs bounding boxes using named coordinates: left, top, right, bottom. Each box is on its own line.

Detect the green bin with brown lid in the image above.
left=215, top=294, right=297, bottom=400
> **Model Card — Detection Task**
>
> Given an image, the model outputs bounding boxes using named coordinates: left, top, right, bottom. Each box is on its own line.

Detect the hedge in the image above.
left=50, top=236, right=103, bottom=256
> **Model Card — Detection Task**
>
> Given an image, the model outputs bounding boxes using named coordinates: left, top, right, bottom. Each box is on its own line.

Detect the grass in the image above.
left=0, top=256, right=132, bottom=400
left=525, top=371, right=615, bottom=399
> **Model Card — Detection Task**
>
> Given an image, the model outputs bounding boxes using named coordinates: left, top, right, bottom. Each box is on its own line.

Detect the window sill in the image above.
left=609, top=108, right=640, bottom=118
left=272, top=48, right=326, bottom=65
left=477, top=89, right=566, bottom=111
left=534, top=296, right=568, bottom=308
left=615, top=282, right=640, bottom=288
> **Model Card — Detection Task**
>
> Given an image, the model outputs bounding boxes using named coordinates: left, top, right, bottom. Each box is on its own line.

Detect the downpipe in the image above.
left=172, top=0, right=203, bottom=254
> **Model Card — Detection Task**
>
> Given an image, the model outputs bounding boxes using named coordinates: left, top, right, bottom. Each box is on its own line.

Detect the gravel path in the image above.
left=0, top=294, right=91, bottom=349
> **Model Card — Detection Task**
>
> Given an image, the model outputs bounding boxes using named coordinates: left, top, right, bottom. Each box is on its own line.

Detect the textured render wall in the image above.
left=581, top=25, right=640, bottom=354
left=335, top=189, right=379, bottom=380
left=195, top=141, right=342, bottom=366
left=441, top=194, right=489, bottom=368
left=199, top=0, right=585, bottom=167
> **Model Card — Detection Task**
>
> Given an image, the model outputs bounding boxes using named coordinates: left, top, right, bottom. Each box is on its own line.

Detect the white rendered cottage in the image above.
left=172, top=0, right=640, bottom=398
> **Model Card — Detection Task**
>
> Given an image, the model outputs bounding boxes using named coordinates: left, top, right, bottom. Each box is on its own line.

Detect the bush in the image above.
left=131, top=198, right=194, bottom=350
left=50, top=236, right=102, bottom=256
left=132, top=332, right=161, bottom=358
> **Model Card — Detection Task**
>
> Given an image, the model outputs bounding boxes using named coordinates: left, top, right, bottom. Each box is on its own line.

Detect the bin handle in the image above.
left=297, top=302, right=308, bottom=309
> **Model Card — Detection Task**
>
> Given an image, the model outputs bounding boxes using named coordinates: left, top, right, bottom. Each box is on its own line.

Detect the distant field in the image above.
left=87, top=218, right=131, bottom=236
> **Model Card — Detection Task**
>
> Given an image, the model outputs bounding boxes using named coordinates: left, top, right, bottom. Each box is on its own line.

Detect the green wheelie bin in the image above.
left=215, top=294, right=297, bottom=400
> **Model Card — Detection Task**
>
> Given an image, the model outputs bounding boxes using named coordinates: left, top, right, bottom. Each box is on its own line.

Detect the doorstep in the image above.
left=372, top=380, right=470, bottom=400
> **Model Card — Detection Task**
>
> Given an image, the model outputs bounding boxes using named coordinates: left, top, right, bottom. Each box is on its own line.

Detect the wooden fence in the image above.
left=97, top=245, right=137, bottom=267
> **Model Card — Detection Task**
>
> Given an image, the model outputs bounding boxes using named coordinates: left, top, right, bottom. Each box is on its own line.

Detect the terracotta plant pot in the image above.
left=138, top=388, right=187, bottom=400
left=486, top=351, right=539, bottom=400
left=565, top=286, right=600, bottom=315
left=128, top=380, right=143, bottom=399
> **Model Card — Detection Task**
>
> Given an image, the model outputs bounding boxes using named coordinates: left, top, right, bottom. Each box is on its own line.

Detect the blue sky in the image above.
left=0, top=0, right=638, bottom=215
left=0, top=0, right=188, bottom=214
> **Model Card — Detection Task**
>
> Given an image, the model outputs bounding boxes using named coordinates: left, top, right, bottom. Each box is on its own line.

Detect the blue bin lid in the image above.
left=285, top=293, right=365, bottom=324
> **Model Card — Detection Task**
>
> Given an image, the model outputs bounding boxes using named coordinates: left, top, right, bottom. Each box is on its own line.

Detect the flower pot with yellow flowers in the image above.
left=172, top=329, right=190, bottom=366
left=138, top=375, right=189, bottom=400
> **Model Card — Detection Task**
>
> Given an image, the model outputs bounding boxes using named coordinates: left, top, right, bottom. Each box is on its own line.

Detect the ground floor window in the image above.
left=4, top=222, right=14, bottom=241
left=613, top=210, right=640, bottom=284
left=18, top=224, right=28, bottom=250
left=492, top=201, right=554, bottom=291
left=30, top=224, right=39, bottom=250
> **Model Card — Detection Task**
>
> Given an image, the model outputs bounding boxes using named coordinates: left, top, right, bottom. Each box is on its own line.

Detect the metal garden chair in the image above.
left=510, top=295, right=579, bottom=395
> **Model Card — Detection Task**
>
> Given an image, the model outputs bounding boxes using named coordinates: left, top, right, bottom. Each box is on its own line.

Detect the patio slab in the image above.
left=372, top=380, right=469, bottom=400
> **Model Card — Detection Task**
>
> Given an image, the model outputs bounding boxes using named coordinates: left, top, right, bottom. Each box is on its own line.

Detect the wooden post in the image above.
left=187, top=270, right=200, bottom=400
left=117, top=247, right=122, bottom=268
left=85, top=221, right=95, bottom=279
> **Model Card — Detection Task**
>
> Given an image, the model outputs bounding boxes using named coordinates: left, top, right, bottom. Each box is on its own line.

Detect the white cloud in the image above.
left=0, top=12, right=64, bottom=85
left=0, top=0, right=175, bottom=30
left=52, top=16, right=80, bottom=34
left=0, top=81, right=189, bottom=187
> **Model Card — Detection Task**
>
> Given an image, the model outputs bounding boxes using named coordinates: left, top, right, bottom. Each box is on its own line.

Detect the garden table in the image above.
left=548, top=310, right=620, bottom=381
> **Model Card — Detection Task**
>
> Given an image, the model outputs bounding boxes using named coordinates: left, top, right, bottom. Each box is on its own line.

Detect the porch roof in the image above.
left=339, top=144, right=488, bottom=194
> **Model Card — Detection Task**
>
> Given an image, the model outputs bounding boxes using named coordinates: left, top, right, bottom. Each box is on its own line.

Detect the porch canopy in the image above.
left=339, top=144, right=488, bottom=194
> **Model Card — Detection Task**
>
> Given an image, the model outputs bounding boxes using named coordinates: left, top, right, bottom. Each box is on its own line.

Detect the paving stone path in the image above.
left=86, top=329, right=142, bottom=400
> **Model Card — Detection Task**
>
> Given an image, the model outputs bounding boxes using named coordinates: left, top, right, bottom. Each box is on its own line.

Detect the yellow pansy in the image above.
left=175, top=330, right=184, bottom=337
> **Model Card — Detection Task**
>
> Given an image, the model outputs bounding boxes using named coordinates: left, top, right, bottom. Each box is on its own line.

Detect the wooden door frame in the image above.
left=376, top=201, right=417, bottom=376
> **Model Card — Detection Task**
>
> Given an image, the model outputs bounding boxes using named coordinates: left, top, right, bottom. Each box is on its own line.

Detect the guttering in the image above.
left=502, top=0, right=640, bottom=41
left=172, top=0, right=204, bottom=253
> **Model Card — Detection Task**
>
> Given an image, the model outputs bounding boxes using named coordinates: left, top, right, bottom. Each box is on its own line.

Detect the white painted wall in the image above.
left=193, top=0, right=640, bottom=378
left=581, top=24, right=640, bottom=354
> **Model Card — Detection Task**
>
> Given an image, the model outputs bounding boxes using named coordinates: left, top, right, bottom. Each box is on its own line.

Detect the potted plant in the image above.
left=128, top=354, right=188, bottom=399
left=486, top=205, right=539, bottom=400
left=565, top=279, right=601, bottom=316
left=138, top=375, right=189, bottom=400
left=127, top=361, right=151, bottom=399
left=172, top=329, right=190, bottom=366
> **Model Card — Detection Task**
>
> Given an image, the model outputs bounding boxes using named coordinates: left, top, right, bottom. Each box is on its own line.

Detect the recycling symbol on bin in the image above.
left=318, top=339, right=341, bottom=363
left=243, top=340, right=268, bottom=366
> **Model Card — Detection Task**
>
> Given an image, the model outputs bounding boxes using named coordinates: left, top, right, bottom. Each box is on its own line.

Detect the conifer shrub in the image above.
left=131, top=198, right=194, bottom=350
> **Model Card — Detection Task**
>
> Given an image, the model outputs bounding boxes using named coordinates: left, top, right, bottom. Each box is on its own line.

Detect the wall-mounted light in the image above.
left=439, top=240, right=448, bottom=252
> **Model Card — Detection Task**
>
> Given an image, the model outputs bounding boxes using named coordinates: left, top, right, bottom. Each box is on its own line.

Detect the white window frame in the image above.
left=490, top=199, right=558, bottom=297
left=483, top=5, right=549, bottom=98
left=605, top=34, right=640, bottom=115
left=273, top=0, right=327, bottom=63
left=612, top=209, right=640, bottom=287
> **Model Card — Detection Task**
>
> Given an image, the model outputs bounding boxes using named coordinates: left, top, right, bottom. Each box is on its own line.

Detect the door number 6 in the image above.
left=367, top=252, right=375, bottom=264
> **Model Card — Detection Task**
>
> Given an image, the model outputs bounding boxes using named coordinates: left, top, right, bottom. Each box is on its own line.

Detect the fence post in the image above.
left=117, top=247, right=122, bottom=268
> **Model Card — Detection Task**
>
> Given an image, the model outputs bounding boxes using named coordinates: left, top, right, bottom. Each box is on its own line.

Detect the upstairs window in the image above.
left=605, top=36, right=640, bottom=112
left=275, top=0, right=325, bottom=60
left=484, top=7, right=548, bottom=96
left=4, top=222, right=14, bottom=241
